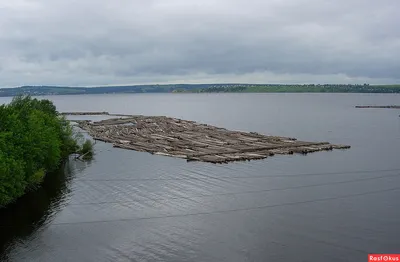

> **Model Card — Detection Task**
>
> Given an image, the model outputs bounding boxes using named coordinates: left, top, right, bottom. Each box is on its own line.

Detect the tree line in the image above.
left=0, top=96, right=83, bottom=206
left=190, top=85, right=400, bottom=93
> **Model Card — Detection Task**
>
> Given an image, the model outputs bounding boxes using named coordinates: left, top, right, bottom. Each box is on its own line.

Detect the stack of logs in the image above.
left=75, top=114, right=350, bottom=164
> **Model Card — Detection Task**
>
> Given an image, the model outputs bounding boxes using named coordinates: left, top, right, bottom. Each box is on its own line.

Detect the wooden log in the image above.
left=71, top=113, right=351, bottom=164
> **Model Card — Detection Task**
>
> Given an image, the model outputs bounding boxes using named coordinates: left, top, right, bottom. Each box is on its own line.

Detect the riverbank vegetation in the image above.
left=185, top=84, right=400, bottom=93
left=1, top=84, right=400, bottom=96
left=0, top=96, right=92, bottom=207
left=77, top=139, right=94, bottom=160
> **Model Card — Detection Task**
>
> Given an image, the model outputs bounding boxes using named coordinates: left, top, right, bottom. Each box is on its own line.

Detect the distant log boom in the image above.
left=355, top=105, right=400, bottom=109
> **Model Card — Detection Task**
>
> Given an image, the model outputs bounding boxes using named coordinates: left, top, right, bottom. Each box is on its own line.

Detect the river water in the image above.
left=1, top=93, right=400, bottom=261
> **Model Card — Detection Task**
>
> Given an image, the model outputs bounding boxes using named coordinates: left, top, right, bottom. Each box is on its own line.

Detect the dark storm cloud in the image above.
left=0, top=0, right=399, bottom=86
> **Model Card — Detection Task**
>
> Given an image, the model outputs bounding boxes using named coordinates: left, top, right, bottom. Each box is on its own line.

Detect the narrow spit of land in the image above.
left=68, top=112, right=350, bottom=164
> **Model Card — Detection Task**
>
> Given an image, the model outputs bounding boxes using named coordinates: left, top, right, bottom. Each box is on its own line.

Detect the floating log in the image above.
left=355, top=105, right=400, bottom=109
left=67, top=112, right=351, bottom=164
left=62, top=111, right=110, bottom=115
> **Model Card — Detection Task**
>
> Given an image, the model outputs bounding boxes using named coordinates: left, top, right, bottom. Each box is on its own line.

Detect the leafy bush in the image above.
left=78, top=139, right=94, bottom=160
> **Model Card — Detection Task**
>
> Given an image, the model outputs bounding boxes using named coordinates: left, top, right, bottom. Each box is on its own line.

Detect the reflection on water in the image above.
left=0, top=159, right=89, bottom=261
left=0, top=94, right=399, bottom=262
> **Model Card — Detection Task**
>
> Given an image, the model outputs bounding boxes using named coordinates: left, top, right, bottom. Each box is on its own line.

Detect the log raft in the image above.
left=68, top=112, right=351, bottom=164
left=355, top=105, right=400, bottom=109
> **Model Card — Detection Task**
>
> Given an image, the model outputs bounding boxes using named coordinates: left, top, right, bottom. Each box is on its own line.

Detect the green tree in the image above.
left=0, top=95, right=81, bottom=206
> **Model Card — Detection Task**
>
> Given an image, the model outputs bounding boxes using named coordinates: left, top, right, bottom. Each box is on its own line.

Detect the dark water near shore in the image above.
left=1, top=93, right=400, bottom=262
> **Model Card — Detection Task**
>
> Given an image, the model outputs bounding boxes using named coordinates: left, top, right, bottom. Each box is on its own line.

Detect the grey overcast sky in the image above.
left=0, top=0, right=399, bottom=87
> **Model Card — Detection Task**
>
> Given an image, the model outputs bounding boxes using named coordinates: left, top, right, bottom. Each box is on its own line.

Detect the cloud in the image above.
left=0, top=0, right=399, bottom=87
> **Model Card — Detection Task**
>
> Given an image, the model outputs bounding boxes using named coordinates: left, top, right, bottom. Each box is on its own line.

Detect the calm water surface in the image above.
left=1, top=93, right=400, bottom=261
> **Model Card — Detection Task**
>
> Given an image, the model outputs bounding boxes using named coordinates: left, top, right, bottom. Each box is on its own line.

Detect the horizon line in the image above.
left=2, top=83, right=399, bottom=89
